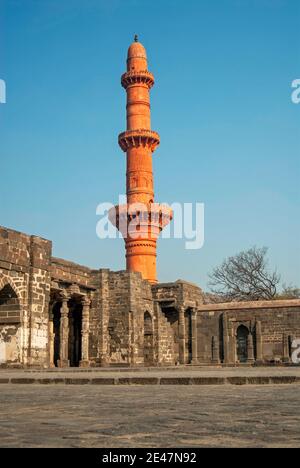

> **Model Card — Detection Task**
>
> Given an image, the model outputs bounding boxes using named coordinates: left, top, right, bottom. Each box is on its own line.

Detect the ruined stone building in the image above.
left=1, top=39, right=299, bottom=368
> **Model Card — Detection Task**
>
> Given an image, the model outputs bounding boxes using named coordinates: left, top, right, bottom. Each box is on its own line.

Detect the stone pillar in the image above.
left=255, top=321, right=263, bottom=363
left=57, top=295, right=70, bottom=368
left=178, top=306, right=186, bottom=364
left=228, top=322, right=236, bottom=363
left=222, top=314, right=230, bottom=364
left=154, top=302, right=161, bottom=365
left=80, top=297, right=91, bottom=368
left=247, top=333, right=255, bottom=363
left=282, top=333, right=290, bottom=363
left=211, top=335, right=220, bottom=364
left=191, top=308, right=198, bottom=365
left=48, top=303, right=55, bottom=368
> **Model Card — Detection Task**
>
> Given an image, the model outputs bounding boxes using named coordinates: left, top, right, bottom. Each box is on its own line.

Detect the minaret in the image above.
left=110, top=36, right=172, bottom=283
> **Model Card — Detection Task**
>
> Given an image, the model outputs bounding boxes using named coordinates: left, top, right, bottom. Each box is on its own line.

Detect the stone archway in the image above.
left=0, top=284, right=21, bottom=366
left=144, top=311, right=154, bottom=366
left=236, top=325, right=249, bottom=363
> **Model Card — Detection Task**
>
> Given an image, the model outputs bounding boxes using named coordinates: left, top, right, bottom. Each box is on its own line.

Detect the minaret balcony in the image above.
left=118, top=129, right=160, bottom=152
left=121, top=70, right=154, bottom=89
left=108, top=203, right=173, bottom=239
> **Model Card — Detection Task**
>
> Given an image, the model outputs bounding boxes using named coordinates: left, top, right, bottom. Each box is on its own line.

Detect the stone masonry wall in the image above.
left=0, top=226, right=52, bottom=367
left=196, top=301, right=300, bottom=364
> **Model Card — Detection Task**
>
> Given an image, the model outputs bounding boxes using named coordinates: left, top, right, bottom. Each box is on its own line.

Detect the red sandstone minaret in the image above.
left=109, top=36, right=172, bottom=283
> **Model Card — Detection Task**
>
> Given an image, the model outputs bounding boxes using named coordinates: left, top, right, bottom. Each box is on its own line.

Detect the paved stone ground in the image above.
left=1, top=384, right=300, bottom=448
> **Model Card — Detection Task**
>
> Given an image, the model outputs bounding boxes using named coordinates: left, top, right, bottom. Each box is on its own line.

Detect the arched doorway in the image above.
left=144, top=312, right=154, bottom=366
left=237, top=325, right=249, bottom=363
left=0, top=284, right=21, bottom=365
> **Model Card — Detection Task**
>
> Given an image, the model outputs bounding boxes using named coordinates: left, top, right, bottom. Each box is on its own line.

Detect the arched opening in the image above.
left=237, top=325, right=249, bottom=363
left=144, top=311, right=154, bottom=366
left=0, top=284, right=21, bottom=366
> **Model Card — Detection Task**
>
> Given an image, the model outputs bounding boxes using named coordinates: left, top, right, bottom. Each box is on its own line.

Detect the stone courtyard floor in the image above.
left=0, top=367, right=300, bottom=447
left=0, top=383, right=300, bottom=448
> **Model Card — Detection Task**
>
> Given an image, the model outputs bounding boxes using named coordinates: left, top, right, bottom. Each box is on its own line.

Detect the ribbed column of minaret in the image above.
left=110, top=37, right=172, bottom=284
left=119, top=39, right=158, bottom=206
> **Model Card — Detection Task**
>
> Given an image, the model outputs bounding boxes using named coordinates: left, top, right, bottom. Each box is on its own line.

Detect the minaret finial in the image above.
left=134, top=34, right=138, bottom=42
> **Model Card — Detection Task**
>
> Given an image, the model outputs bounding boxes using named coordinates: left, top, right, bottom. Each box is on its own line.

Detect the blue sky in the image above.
left=0, top=0, right=299, bottom=289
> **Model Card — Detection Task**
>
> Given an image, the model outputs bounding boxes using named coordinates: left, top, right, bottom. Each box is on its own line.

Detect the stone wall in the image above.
left=0, top=226, right=52, bottom=367
left=1, top=225, right=299, bottom=369
left=196, top=300, right=300, bottom=365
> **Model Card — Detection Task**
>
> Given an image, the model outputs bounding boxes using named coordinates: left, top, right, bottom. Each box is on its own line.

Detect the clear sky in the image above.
left=0, top=0, right=299, bottom=290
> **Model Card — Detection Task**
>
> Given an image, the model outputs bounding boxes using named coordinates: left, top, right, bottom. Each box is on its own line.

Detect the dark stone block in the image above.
left=191, top=377, right=225, bottom=385
left=0, top=378, right=9, bottom=384
left=10, top=378, right=36, bottom=384
left=226, top=377, right=248, bottom=385
left=37, top=378, right=65, bottom=384
left=91, top=378, right=116, bottom=385
left=65, top=378, right=90, bottom=385
left=247, top=377, right=270, bottom=385
left=160, top=377, right=191, bottom=385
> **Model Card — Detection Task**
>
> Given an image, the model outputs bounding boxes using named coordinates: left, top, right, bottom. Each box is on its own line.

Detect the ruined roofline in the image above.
left=51, top=258, right=147, bottom=280
left=152, top=279, right=202, bottom=290
left=51, top=256, right=95, bottom=273
left=198, top=299, right=300, bottom=312
left=0, top=224, right=50, bottom=243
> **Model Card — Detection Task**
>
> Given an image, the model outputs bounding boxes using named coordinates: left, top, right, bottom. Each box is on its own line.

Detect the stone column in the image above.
left=48, top=303, right=55, bottom=368
left=191, top=308, right=198, bottom=365
left=228, top=322, right=236, bottom=363
left=211, top=335, right=220, bottom=364
left=282, top=333, right=290, bottom=363
left=178, top=306, right=186, bottom=364
left=80, top=297, right=91, bottom=368
left=247, top=333, right=255, bottom=363
left=57, top=295, right=70, bottom=368
left=222, top=314, right=230, bottom=364
left=255, top=321, right=263, bottom=363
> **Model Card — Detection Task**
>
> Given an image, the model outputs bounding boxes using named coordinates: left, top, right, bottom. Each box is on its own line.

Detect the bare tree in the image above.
left=208, top=246, right=280, bottom=302
left=277, top=284, right=300, bottom=299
